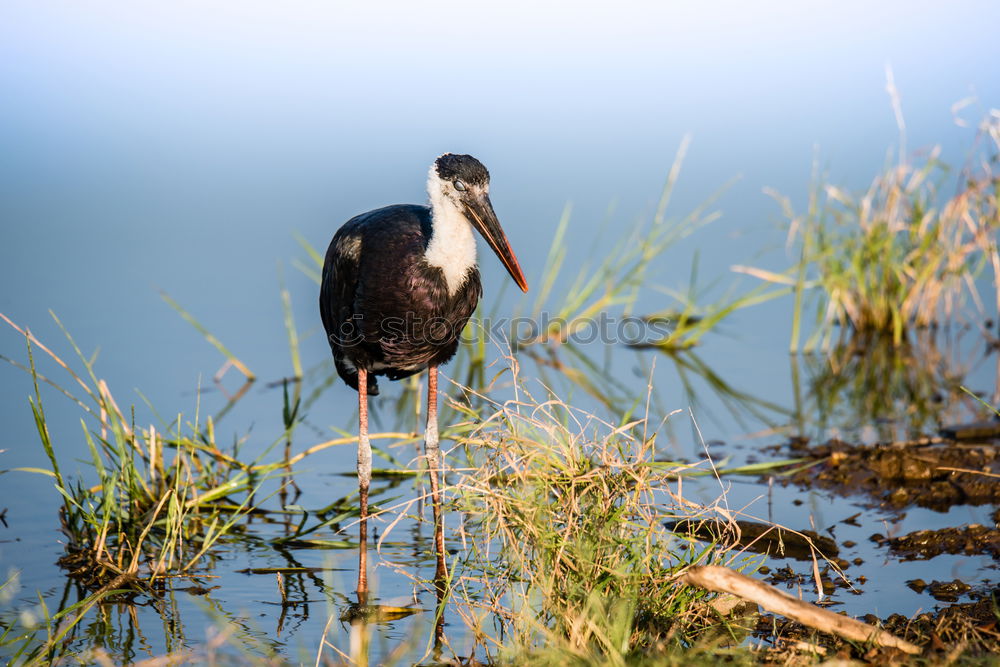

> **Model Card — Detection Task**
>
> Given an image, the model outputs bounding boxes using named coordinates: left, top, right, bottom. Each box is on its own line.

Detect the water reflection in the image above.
left=656, top=347, right=790, bottom=437
left=791, top=329, right=997, bottom=444
left=5, top=573, right=292, bottom=664
left=5, top=254, right=998, bottom=665
left=347, top=612, right=370, bottom=666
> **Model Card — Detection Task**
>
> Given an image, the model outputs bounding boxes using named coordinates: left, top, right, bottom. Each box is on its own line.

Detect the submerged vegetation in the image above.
left=3, top=112, right=1000, bottom=665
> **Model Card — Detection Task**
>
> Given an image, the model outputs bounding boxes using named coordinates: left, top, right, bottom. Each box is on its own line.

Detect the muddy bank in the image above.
left=872, top=524, right=1000, bottom=561
left=775, top=438, right=1000, bottom=511
left=753, top=585, right=1000, bottom=662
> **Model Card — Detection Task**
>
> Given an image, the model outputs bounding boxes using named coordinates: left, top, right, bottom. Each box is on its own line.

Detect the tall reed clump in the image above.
left=741, top=112, right=1000, bottom=350
left=444, top=368, right=758, bottom=664
left=1, top=314, right=277, bottom=596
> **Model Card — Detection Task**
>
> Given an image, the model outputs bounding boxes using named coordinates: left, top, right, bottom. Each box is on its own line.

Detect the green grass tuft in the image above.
left=740, top=112, right=1000, bottom=350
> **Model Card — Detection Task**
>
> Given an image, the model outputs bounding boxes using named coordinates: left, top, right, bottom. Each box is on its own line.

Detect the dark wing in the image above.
left=319, top=221, right=359, bottom=354
left=351, top=208, right=481, bottom=372
left=320, top=205, right=433, bottom=393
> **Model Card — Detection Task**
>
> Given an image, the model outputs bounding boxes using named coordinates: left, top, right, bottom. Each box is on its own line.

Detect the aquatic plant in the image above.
left=0, top=312, right=294, bottom=664
left=6, top=131, right=997, bottom=665
left=740, top=111, right=1000, bottom=349
left=417, top=356, right=780, bottom=664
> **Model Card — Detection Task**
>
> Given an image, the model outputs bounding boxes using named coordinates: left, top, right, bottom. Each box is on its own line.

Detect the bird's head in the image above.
left=429, top=154, right=528, bottom=292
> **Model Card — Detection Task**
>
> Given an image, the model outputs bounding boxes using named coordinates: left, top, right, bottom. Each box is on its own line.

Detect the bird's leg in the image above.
left=357, top=367, right=372, bottom=601
left=425, top=365, right=447, bottom=582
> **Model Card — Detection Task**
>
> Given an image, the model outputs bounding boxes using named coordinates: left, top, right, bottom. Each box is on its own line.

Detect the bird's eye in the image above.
left=453, top=180, right=467, bottom=192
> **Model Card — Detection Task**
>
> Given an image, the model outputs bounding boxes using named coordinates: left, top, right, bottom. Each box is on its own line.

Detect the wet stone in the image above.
left=664, top=518, right=840, bottom=560
left=765, top=565, right=801, bottom=587
left=885, top=524, right=1000, bottom=561
left=927, top=579, right=972, bottom=602
left=939, top=420, right=1000, bottom=440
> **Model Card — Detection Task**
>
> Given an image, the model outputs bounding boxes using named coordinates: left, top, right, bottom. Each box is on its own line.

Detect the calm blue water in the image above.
left=2, top=1, right=999, bottom=662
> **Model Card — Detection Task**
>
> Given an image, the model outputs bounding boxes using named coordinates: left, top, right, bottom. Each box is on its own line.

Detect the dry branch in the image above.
left=679, top=565, right=921, bottom=655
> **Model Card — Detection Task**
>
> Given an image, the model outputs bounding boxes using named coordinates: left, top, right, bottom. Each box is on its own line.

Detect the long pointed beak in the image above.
left=463, top=193, right=529, bottom=292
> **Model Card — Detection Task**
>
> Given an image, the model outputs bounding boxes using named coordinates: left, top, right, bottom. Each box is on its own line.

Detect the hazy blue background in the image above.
left=1, top=0, right=999, bottom=659
left=2, top=1, right=998, bottom=400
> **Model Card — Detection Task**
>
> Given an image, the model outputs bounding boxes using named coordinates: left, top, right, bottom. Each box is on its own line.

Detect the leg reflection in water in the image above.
left=432, top=572, right=447, bottom=663
left=348, top=611, right=370, bottom=667
left=346, top=515, right=371, bottom=667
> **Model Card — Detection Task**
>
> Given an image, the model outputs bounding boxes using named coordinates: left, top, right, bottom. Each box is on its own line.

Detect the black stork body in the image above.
left=320, top=154, right=528, bottom=595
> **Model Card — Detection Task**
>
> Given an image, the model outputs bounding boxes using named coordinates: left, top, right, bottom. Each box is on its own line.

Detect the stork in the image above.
left=320, top=153, right=528, bottom=595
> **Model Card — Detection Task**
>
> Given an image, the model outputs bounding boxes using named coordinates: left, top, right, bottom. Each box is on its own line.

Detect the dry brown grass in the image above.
left=739, top=111, right=1000, bottom=349
left=408, top=351, right=780, bottom=664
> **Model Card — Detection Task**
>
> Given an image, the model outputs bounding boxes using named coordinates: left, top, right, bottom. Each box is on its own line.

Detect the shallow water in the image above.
left=2, top=2, right=1000, bottom=663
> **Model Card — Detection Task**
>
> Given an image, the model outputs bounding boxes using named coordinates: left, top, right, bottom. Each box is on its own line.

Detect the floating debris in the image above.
left=666, top=518, right=839, bottom=560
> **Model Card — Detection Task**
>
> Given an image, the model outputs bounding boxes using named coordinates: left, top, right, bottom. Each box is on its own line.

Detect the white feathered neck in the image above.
left=424, top=166, right=478, bottom=295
